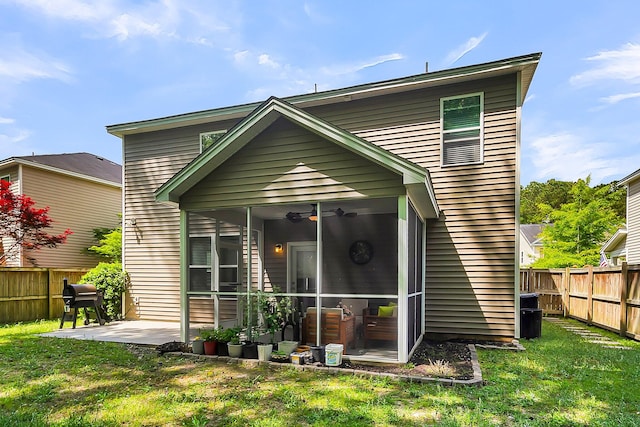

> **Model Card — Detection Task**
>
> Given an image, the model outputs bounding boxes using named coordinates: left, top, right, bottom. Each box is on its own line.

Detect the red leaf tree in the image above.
left=0, top=179, right=72, bottom=266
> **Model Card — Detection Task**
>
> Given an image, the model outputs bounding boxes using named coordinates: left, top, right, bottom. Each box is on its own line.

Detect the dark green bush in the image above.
left=80, top=262, right=129, bottom=320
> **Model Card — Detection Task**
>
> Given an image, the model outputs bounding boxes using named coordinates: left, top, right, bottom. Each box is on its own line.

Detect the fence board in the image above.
left=521, top=263, right=640, bottom=341
left=0, top=268, right=90, bottom=323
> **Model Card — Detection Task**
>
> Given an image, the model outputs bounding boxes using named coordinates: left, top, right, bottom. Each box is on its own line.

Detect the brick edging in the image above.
left=166, top=343, right=484, bottom=386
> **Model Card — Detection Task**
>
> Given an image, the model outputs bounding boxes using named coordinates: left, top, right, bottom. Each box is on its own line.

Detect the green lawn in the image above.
left=0, top=319, right=639, bottom=426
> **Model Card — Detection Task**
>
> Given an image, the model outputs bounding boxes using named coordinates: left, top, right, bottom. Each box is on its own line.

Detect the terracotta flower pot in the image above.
left=203, top=340, right=217, bottom=355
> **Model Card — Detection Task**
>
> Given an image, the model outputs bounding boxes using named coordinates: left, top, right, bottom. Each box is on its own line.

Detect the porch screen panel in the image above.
left=407, top=204, right=423, bottom=351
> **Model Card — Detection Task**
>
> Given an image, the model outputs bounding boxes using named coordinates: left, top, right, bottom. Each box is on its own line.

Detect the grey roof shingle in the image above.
left=521, top=224, right=544, bottom=246
left=12, top=152, right=121, bottom=184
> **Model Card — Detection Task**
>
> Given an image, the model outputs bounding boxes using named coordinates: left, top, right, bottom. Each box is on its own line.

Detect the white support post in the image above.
left=180, top=210, right=189, bottom=343
left=397, top=196, right=408, bottom=363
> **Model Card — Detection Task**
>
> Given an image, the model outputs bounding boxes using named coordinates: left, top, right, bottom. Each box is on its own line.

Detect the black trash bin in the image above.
left=520, top=293, right=539, bottom=309
left=520, top=308, right=542, bottom=339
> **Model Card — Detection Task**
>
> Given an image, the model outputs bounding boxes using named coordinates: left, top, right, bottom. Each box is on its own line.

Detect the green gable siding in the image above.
left=180, top=118, right=405, bottom=211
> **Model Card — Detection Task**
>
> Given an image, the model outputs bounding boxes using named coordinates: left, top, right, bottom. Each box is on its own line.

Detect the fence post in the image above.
left=620, top=262, right=628, bottom=337
left=48, top=269, right=55, bottom=320
left=587, top=265, right=593, bottom=325
left=527, top=268, right=533, bottom=293
left=562, top=268, right=570, bottom=318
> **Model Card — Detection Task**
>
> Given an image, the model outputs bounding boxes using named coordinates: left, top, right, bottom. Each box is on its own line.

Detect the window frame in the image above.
left=199, top=130, right=227, bottom=153
left=0, top=174, right=10, bottom=182
left=440, top=92, right=484, bottom=167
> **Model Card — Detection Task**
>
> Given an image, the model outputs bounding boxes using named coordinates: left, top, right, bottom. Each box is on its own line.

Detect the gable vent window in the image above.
left=441, top=93, right=483, bottom=166
left=200, top=130, right=227, bottom=152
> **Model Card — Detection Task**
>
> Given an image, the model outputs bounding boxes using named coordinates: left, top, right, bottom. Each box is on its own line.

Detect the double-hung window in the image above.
left=441, top=93, right=484, bottom=166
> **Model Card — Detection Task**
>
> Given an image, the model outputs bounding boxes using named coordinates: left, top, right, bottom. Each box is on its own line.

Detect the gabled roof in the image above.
left=601, top=227, right=627, bottom=253
left=0, top=153, right=122, bottom=186
left=155, top=97, right=439, bottom=219
left=107, top=52, right=541, bottom=137
left=521, top=224, right=544, bottom=246
left=618, top=168, right=640, bottom=186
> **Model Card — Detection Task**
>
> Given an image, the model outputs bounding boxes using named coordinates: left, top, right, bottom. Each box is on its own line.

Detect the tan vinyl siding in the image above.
left=19, top=166, right=121, bottom=268
left=123, top=129, right=201, bottom=321
left=310, top=75, right=518, bottom=339
left=122, top=74, right=520, bottom=339
left=0, top=166, right=20, bottom=266
left=628, top=179, right=640, bottom=264
left=180, top=118, right=405, bottom=210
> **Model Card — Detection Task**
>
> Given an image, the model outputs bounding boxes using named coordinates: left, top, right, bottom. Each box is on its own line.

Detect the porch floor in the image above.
left=41, top=320, right=187, bottom=346
left=41, top=320, right=400, bottom=361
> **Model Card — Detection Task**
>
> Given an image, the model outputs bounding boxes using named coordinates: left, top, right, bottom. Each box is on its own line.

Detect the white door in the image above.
left=288, top=242, right=317, bottom=294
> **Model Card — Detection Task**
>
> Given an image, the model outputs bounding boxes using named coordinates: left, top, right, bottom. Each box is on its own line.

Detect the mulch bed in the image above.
left=343, top=340, right=475, bottom=380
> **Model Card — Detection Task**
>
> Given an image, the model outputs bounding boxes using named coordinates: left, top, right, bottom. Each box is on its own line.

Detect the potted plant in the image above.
left=256, top=290, right=294, bottom=361
left=215, top=326, right=234, bottom=356
left=200, top=329, right=217, bottom=355
left=191, top=335, right=205, bottom=355
left=226, top=328, right=243, bottom=358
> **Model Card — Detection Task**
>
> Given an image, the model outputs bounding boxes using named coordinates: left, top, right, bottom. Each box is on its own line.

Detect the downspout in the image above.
left=515, top=71, right=523, bottom=339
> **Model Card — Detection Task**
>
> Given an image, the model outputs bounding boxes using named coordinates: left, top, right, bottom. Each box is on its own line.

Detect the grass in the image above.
left=0, top=319, right=639, bottom=426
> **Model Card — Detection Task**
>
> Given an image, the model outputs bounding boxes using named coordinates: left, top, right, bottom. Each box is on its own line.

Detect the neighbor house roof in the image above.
left=0, top=153, right=122, bottom=186
left=107, top=52, right=541, bottom=137
left=521, top=224, right=544, bottom=246
left=155, top=96, right=440, bottom=220
left=601, top=227, right=627, bottom=253
left=618, top=168, right=640, bottom=186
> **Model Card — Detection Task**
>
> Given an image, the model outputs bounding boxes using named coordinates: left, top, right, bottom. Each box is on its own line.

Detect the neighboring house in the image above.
left=520, top=224, right=543, bottom=267
left=107, top=53, right=541, bottom=363
left=617, top=168, right=640, bottom=264
left=0, top=153, right=122, bottom=268
left=600, top=227, right=627, bottom=266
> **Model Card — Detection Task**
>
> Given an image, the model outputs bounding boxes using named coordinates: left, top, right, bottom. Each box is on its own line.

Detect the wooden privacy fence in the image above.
left=521, top=263, right=640, bottom=340
left=0, top=268, right=90, bottom=324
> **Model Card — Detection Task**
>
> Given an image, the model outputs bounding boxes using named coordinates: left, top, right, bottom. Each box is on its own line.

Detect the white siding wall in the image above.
left=628, top=179, right=640, bottom=264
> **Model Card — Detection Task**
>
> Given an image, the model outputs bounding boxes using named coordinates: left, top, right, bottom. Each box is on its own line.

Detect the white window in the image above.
left=441, top=93, right=483, bottom=166
left=200, top=130, right=227, bottom=152
left=0, top=174, right=10, bottom=182
left=188, top=232, right=241, bottom=293
left=189, top=235, right=212, bottom=292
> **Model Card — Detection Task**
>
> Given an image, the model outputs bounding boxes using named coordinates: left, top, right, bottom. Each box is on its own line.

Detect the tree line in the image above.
left=521, top=177, right=626, bottom=268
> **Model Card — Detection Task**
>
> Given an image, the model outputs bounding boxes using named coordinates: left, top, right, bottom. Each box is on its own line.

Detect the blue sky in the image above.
left=1, top=1, right=639, bottom=185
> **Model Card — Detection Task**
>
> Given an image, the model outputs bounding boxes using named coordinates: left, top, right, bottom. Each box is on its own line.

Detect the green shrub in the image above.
left=80, top=262, right=129, bottom=320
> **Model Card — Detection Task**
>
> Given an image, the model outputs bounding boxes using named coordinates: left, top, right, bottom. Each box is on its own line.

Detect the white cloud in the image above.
left=599, top=91, right=640, bottom=104
left=0, top=129, right=32, bottom=159
left=528, top=132, right=621, bottom=183
left=10, top=0, right=234, bottom=44
left=320, top=53, right=404, bottom=76
left=0, top=42, right=72, bottom=83
left=0, top=117, right=15, bottom=125
left=12, top=0, right=111, bottom=21
left=570, top=43, right=640, bottom=87
left=258, top=54, right=281, bottom=69
left=443, top=32, right=488, bottom=66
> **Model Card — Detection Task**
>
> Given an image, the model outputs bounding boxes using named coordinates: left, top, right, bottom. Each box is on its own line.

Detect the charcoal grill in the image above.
left=59, top=278, right=107, bottom=328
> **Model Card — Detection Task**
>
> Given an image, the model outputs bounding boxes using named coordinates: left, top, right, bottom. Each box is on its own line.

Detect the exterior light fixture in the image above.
left=308, top=205, right=318, bottom=222
left=275, top=243, right=284, bottom=254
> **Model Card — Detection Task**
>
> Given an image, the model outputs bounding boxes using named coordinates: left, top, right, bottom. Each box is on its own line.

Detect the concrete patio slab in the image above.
left=41, top=320, right=183, bottom=346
